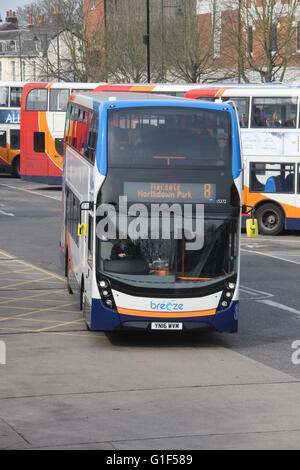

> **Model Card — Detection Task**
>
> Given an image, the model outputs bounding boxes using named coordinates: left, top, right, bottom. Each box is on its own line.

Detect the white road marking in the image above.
left=258, top=299, right=300, bottom=317
left=241, top=248, right=300, bottom=266
left=0, top=184, right=61, bottom=202
left=240, top=285, right=274, bottom=299
left=0, top=209, right=14, bottom=217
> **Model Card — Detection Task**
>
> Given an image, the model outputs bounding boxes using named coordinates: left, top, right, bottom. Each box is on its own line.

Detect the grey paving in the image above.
left=0, top=176, right=300, bottom=449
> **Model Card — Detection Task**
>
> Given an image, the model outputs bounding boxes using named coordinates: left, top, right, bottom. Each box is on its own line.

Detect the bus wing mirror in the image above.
left=78, top=223, right=87, bottom=237
left=246, top=218, right=259, bottom=238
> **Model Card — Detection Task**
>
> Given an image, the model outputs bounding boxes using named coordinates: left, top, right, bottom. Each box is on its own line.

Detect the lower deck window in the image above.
left=34, top=132, right=45, bottom=153
left=250, top=162, right=295, bottom=194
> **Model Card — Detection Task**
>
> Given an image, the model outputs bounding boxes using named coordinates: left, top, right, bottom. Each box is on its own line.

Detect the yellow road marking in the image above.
left=0, top=289, right=70, bottom=306
left=0, top=301, right=78, bottom=323
left=36, top=319, right=84, bottom=333
left=0, top=248, right=65, bottom=282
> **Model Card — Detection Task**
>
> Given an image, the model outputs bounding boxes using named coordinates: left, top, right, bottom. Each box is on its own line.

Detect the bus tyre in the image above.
left=256, top=203, right=284, bottom=236
left=12, top=157, right=20, bottom=178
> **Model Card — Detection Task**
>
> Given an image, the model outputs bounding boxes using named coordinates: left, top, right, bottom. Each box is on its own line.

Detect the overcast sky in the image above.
left=1, top=0, right=33, bottom=23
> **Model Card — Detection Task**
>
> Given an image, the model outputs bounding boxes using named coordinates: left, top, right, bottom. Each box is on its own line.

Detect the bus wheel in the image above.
left=12, top=156, right=20, bottom=178
left=256, top=203, right=284, bottom=235
left=67, top=258, right=73, bottom=294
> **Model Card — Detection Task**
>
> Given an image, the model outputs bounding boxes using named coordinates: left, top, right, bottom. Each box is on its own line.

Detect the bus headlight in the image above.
left=217, top=279, right=237, bottom=311
left=97, top=278, right=116, bottom=310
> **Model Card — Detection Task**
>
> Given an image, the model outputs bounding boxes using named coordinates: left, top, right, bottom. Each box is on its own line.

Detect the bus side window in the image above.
left=229, top=98, right=249, bottom=128
left=64, top=103, right=72, bottom=143
left=82, top=111, right=92, bottom=159
left=10, top=129, right=20, bottom=150
left=71, top=105, right=78, bottom=148
left=34, top=132, right=45, bottom=153
left=0, top=87, right=9, bottom=107
left=86, top=113, right=98, bottom=164
left=250, top=162, right=295, bottom=193
left=26, top=89, right=48, bottom=111
left=0, top=131, right=7, bottom=148
left=10, top=87, right=22, bottom=108
left=76, top=107, right=83, bottom=152
left=251, top=97, right=297, bottom=129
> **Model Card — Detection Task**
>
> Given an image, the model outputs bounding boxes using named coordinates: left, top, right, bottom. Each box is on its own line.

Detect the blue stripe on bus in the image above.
left=231, top=112, right=242, bottom=181
left=22, top=175, right=62, bottom=185
left=88, top=298, right=238, bottom=333
left=285, top=218, right=300, bottom=230
left=96, top=100, right=236, bottom=177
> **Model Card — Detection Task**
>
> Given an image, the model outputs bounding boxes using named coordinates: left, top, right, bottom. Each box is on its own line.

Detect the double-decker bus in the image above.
left=0, top=81, right=24, bottom=177
left=20, top=83, right=218, bottom=185
left=184, top=85, right=300, bottom=235
left=20, top=82, right=106, bottom=185
left=61, top=91, right=244, bottom=333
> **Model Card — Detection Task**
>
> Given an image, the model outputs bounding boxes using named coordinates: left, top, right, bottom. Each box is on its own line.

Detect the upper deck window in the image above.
left=10, top=87, right=22, bottom=108
left=26, top=88, right=48, bottom=111
left=0, top=87, right=9, bottom=107
left=251, top=97, right=297, bottom=129
left=108, top=107, right=232, bottom=169
left=49, top=89, right=69, bottom=112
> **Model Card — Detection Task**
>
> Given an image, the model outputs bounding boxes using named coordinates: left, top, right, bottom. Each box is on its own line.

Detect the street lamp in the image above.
left=143, top=0, right=151, bottom=83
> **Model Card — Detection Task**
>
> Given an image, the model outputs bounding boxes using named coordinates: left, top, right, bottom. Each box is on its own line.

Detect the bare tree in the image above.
left=164, top=0, right=217, bottom=83
left=17, top=0, right=105, bottom=82
left=222, top=0, right=299, bottom=83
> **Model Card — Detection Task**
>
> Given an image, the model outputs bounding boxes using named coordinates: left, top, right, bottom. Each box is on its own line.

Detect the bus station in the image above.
left=1, top=0, right=300, bottom=454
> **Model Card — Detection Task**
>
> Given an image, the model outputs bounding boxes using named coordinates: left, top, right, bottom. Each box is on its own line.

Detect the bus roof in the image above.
left=0, top=81, right=26, bottom=87
left=70, top=91, right=232, bottom=111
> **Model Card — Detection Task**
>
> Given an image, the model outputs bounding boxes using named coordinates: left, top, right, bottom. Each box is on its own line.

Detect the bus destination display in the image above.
left=124, top=182, right=216, bottom=203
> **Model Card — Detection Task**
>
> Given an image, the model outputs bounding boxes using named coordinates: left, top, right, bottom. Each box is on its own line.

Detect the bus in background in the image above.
left=185, top=85, right=300, bottom=235
left=0, top=82, right=24, bottom=177
left=61, top=91, right=244, bottom=333
left=20, top=82, right=105, bottom=185
left=93, top=83, right=210, bottom=97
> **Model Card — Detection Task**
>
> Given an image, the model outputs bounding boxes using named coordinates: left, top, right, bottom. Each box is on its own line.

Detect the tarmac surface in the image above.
left=0, top=175, right=300, bottom=450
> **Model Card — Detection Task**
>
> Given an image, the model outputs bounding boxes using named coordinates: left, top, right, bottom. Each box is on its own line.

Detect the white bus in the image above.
left=185, top=84, right=300, bottom=235
left=0, top=81, right=24, bottom=176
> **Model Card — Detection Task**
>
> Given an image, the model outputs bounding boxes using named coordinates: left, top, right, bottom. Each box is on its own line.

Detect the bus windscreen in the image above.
left=108, top=107, right=231, bottom=169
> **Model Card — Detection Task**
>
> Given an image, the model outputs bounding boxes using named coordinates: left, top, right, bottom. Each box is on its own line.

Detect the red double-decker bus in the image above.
left=20, top=82, right=104, bottom=184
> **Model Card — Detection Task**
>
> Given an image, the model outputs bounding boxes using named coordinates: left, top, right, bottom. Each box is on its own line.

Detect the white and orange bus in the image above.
left=20, top=82, right=211, bottom=185
left=0, top=81, right=24, bottom=177
left=20, top=82, right=108, bottom=185
left=184, top=85, right=300, bottom=235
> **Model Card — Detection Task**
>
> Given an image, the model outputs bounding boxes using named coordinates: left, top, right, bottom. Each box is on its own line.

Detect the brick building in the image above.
left=197, top=0, right=300, bottom=82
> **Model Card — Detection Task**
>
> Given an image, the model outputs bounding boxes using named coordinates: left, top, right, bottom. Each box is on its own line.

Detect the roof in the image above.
left=70, top=91, right=232, bottom=112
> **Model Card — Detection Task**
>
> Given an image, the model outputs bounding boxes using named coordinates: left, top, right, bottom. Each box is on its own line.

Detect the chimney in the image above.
left=53, top=4, right=60, bottom=15
left=38, top=15, right=45, bottom=25
left=6, top=10, right=18, bottom=27
left=27, top=13, right=33, bottom=29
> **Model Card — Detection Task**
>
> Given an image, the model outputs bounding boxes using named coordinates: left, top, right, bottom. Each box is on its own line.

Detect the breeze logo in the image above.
left=150, top=301, right=184, bottom=312
left=0, top=341, right=6, bottom=365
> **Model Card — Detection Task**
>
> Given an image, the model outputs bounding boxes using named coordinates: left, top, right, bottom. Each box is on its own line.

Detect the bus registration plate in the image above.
left=151, top=322, right=183, bottom=331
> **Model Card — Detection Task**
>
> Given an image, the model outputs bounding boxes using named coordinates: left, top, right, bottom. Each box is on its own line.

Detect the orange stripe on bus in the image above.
left=216, top=88, right=227, bottom=98
left=131, top=86, right=156, bottom=92
left=117, top=307, right=216, bottom=318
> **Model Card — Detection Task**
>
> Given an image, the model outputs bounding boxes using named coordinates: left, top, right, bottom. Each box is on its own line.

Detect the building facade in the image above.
left=197, top=0, right=300, bottom=82
left=0, top=8, right=81, bottom=82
